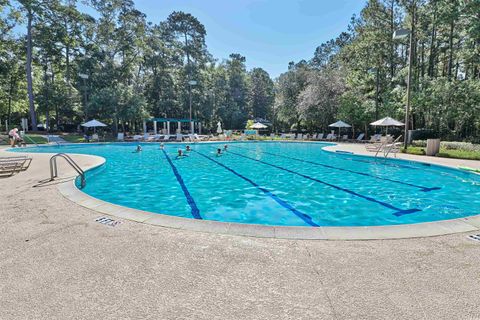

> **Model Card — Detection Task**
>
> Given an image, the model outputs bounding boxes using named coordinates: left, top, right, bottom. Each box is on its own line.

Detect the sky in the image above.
left=87, top=0, right=367, bottom=78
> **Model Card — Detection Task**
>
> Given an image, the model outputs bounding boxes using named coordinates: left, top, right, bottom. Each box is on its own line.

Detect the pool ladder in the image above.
left=50, top=153, right=86, bottom=188
left=375, top=135, right=403, bottom=158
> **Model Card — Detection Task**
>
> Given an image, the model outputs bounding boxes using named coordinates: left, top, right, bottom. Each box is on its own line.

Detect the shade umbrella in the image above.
left=329, top=120, right=351, bottom=139
left=370, top=117, right=404, bottom=135
left=81, top=119, right=107, bottom=133
left=216, top=121, right=223, bottom=134
left=251, top=122, right=268, bottom=129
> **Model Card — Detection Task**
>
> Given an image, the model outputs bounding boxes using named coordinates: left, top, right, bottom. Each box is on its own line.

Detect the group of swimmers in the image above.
left=133, top=143, right=229, bottom=159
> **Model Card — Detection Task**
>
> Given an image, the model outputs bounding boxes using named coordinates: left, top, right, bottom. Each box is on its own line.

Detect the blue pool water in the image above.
left=13, top=142, right=480, bottom=227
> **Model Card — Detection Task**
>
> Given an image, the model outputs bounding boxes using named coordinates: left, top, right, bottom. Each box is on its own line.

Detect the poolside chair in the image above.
left=369, top=134, right=381, bottom=143
left=176, top=133, right=184, bottom=142
left=351, top=133, right=365, bottom=143
left=193, top=133, right=209, bottom=141
left=342, top=135, right=348, bottom=141
left=317, top=133, right=324, bottom=140
left=325, top=133, right=333, bottom=140
left=117, top=133, right=124, bottom=141
left=145, top=135, right=156, bottom=142
left=365, top=141, right=383, bottom=152
left=133, top=135, right=143, bottom=141
left=296, top=133, right=303, bottom=140
left=0, top=156, right=32, bottom=177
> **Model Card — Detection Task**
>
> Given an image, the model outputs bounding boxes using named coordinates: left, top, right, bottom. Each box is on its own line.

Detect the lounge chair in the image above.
left=117, top=133, right=124, bottom=141
left=0, top=156, right=32, bottom=177
left=316, top=133, right=324, bottom=140
left=176, top=133, right=184, bottom=142
left=350, top=133, right=365, bottom=143
left=365, top=141, right=383, bottom=152
left=194, top=134, right=209, bottom=141
left=133, top=135, right=143, bottom=141
left=342, top=135, right=348, bottom=141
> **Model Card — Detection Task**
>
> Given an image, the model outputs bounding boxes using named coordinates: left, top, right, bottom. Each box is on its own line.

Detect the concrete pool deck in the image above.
left=1, top=143, right=480, bottom=319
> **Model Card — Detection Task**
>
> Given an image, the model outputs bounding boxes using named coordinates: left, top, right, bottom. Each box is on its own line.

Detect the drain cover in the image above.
left=95, top=216, right=122, bottom=227
left=468, top=234, right=480, bottom=242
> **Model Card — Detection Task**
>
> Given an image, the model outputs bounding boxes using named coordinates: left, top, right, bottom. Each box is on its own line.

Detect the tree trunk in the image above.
left=389, top=0, right=395, bottom=83
left=7, top=73, right=15, bottom=127
left=447, top=20, right=455, bottom=80
left=428, top=3, right=437, bottom=77
left=26, top=7, right=37, bottom=130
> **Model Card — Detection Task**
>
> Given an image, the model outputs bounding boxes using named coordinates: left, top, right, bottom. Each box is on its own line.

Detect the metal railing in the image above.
left=50, top=153, right=86, bottom=188
left=374, top=135, right=403, bottom=158
left=384, top=135, right=403, bottom=158
left=22, top=134, right=39, bottom=146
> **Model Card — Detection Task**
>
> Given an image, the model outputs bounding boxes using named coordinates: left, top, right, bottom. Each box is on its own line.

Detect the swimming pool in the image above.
left=14, top=141, right=480, bottom=227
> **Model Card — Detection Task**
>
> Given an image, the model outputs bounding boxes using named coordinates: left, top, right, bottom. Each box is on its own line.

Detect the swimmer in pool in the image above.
left=160, top=143, right=164, bottom=150
left=133, top=145, right=142, bottom=153
left=223, top=144, right=228, bottom=151
left=186, top=145, right=191, bottom=152
left=176, top=148, right=189, bottom=159
left=216, top=148, right=222, bottom=157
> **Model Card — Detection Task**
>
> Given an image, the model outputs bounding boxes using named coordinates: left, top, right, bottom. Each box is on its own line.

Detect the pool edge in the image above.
left=55, top=151, right=480, bottom=240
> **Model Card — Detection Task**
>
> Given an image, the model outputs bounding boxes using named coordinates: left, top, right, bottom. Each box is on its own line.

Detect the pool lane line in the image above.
left=162, top=149, right=202, bottom=219
left=192, top=150, right=319, bottom=227
left=225, top=149, right=421, bottom=217
left=231, top=145, right=440, bottom=192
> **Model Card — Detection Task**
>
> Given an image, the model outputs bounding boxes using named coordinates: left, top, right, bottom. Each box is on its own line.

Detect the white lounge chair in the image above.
left=117, top=133, right=124, bottom=141
left=0, top=156, right=32, bottom=177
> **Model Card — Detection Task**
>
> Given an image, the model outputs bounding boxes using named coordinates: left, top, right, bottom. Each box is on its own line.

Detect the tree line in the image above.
left=1, top=0, right=479, bottom=140
left=275, top=0, right=480, bottom=141
left=0, top=0, right=275, bottom=134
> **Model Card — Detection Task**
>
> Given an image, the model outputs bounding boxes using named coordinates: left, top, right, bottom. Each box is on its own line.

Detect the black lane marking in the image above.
left=232, top=145, right=440, bottom=192
left=226, top=149, right=421, bottom=217
left=162, top=149, right=201, bottom=219
left=192, top=150, right=319, bottom=227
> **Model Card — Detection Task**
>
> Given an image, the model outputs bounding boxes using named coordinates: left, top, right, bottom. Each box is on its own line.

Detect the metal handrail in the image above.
left=50, top=153, right=86, bottom=188
left=383, top=135, right=403, bottom=158
left=22, top=134, right=39, bottom=146
left=374, top=140, right=388, bottom=157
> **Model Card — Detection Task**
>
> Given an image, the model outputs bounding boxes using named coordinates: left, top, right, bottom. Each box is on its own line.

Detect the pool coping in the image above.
left=48, top=141, right=480, bottom=240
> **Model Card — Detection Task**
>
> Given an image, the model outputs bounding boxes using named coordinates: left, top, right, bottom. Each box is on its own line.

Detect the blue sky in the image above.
left=86, top=0, right=366, bottom=78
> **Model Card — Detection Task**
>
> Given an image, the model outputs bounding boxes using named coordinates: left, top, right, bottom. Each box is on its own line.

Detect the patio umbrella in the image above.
left=370, top=117, right=404, bottom=135
left=251, top=122, right=268, bottom=129
left=329, top=120, right=351, bottom=138
left=216, top=121, right=223, bottom=134
left=81, top=119, right=107, bottom=133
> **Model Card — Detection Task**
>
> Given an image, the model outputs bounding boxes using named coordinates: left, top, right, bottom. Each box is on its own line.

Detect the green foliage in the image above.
left=1, top=0, right=479, bottom=141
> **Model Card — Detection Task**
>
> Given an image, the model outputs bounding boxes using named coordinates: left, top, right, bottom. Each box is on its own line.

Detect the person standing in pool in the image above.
left=186, top=145, right=191, bottom=152
left=134, top=145, right=142, bottom=152
left=224, top=144, right=228, bottom=151
left=216, top=148, right=222, bottom=157
left=176, top=148, right=189, bottom=159
left=160, top=143, right=164, bottom=150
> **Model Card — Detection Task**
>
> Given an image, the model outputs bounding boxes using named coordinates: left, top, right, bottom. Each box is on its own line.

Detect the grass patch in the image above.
left=402, top=146, right=480, bottom=160
left=23, top=134, right=48, bottom=144
left=61, top=134, right=86, bottom=143
left=436, top=149, right=480, bottom=161
left=401, top=146, right=426, bottom=155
